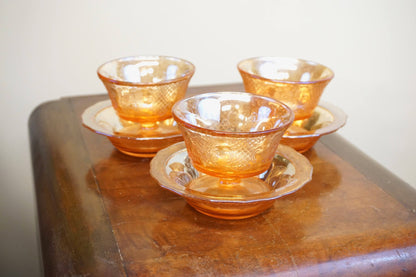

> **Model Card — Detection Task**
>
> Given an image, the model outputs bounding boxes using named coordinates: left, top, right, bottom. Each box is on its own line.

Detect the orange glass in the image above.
left=150, top=142, right=313, bottom=220
left=281, top=102, right=347, bottom=153
left=172, top=92, right=294, bottom=197
left=238, top=57, right=334, bottom=120
left=97, top=56, right=195, bottom=125
left=82, top=100, right=183, bottom=157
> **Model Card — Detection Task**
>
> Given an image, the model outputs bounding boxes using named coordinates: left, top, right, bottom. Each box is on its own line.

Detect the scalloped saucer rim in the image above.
left=150, top=142, right=313, bottom=203
left=82, top=100, right=182, bottom=141
left=283, top=101, right=347, bottom=139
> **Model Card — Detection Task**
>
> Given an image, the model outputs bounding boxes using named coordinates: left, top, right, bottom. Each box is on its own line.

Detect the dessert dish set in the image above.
left=82, top=55, right=346, bottom=219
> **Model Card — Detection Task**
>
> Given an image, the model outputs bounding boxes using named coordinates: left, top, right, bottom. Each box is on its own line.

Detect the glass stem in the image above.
left=140, top=122, right=158, bottom=129
left=219, top=178, right=242, bottom=186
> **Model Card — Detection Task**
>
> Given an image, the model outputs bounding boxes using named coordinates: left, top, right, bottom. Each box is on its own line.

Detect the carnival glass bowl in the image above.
left=97, top=56, right=195, bottom=125
left=172, top=92, right=294, bottom=197
left=238, top=57, right=334, bottom=120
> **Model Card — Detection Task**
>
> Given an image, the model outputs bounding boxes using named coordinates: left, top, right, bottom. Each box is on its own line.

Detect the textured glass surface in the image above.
left=150, top=142, right=312, bottom=219
left=172, top=92, right=294, bottom=180
left=82, top=100, right=183, bottom=157
left=98, top=56, right=194, bottom=123
left=238, top=57, right=334, bottom=120
left=281, top=102, right=347, bottom=153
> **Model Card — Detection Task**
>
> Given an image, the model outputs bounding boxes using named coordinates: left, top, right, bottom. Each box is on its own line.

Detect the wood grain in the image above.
left=30, top=84, right=416, bottom=276
left=29, top=97, right=125, bottom=276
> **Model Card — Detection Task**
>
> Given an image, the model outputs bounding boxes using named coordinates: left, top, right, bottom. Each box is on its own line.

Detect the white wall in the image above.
left=1, top=0, right=415, bottom=275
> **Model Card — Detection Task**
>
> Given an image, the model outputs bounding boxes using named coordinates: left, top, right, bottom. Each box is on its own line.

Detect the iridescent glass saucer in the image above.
left=150, top=142, right=313, bottom=220
left=281, top=102, right=347, bottom=153
left=82, top=100, right=183, bottom=157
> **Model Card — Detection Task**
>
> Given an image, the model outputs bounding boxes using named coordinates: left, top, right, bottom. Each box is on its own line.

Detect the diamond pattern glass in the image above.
left=172, top=92, right=294, bottom=196
left=98, top=56, right=195, bottom=123
left=238, top=57, right=334, bottom=120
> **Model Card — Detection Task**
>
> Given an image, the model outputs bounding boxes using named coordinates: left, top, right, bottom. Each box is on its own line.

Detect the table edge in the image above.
left=321, top=134, right=416, bottom=212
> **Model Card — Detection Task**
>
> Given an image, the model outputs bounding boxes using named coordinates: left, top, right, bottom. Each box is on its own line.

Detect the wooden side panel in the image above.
left=29, top=97, right=126, bottom=276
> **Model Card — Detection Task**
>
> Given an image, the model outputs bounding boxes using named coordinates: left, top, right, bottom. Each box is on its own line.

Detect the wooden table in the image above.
left=29, top=84, right=416, bottom=276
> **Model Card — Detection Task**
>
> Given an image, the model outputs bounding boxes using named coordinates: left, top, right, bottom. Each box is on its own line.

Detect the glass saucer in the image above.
left=82, top=100, right=183, bottom=157
left=281, top=101, right=347, bottom=153
left=150, top=142, right=313, bottom=220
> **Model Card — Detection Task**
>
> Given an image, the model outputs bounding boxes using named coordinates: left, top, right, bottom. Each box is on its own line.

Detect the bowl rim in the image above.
left=172, top=91, right=294, bottom=137
left=97, top=55, right=195, bottom=86
left=237, top=56, right=334, bottom=84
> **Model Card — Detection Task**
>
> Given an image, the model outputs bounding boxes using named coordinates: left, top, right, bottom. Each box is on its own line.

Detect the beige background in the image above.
left=1, top=0, right=415, bottom=275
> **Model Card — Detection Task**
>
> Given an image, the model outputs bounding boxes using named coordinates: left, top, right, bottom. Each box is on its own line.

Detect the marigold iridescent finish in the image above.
left=238, top=57, right=334, bottom=120
left=97, top=56, right=195, bottom=124
left=82, top=100, right=183, bottom=157
left=150, top=142, right=312, bottom=219
left=281, top=102, right=347, bottom=153
left=171, top=92, right=294, bottom=199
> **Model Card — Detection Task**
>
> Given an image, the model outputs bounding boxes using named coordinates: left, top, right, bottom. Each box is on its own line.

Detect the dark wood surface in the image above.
left=29, top=84, right=416, bottom=276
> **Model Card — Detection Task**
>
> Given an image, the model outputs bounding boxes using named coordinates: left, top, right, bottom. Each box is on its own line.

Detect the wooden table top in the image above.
left=29, top=84, right=416, bottom=276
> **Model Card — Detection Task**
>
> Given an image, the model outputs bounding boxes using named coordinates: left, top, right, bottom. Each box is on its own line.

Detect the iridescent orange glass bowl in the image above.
left=238, top=57, right=334, bottom=120
left=97, top=56, right=195, bottom=125
left=172, top=92, right=294, bottom=197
